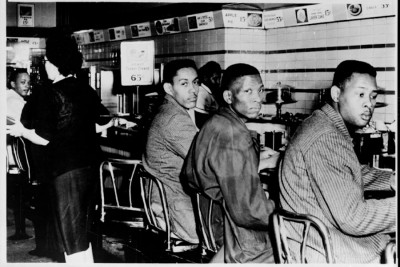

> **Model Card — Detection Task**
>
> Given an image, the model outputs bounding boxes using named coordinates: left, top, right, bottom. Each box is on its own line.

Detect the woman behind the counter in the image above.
left=7, top=34, right=109, bottom=263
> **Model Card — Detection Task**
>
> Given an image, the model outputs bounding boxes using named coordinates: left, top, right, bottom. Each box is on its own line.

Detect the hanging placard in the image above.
left=187, top=12, right=215, bottom=31
left=120, top=41, right=155, bottom=86
left=17, top=4, right=34, bottom=27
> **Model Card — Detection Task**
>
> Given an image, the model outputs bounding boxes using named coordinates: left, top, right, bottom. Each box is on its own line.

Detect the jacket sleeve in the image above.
left=361, top=164, right=393, bottom=191
left=164, top=112, right=197, bottom=159
left=209, top=125, right=275, bottom=230
left=305, top=132, right=396, bottom=235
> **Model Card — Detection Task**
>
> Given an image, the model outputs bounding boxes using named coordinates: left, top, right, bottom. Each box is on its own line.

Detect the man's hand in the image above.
left=117, top=118, right=137, bottom=129
left=259, top=148, right=280, bottom=171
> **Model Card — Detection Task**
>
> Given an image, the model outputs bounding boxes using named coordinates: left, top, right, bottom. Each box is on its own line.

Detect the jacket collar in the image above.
left=321, top=103, right=353, bottom=143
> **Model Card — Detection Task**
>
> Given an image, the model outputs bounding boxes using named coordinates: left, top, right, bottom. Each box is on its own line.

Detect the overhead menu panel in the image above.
left=222, top=9, right=263, bottom=29
left=187, top=11, right=216, bottom=31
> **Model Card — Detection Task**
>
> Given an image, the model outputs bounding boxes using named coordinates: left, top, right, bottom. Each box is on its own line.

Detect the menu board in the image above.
left=222, top=10, right=263, bottom=28
left=263, top=9, right=285, bottom=28
left=130, top=22, right=152, bottom=38
left=93, top=30, right=105, bottom=42
left=120, top=41, right=155, bottom=86
left=187, top=12, right=215, bottom=31
left=108, top=26, right=126, bottom=41
left=154, top=18, right=181, bottom=35
left=346, top=2, right=393, bottom=20
left=294, top=4, right=334, bottom=25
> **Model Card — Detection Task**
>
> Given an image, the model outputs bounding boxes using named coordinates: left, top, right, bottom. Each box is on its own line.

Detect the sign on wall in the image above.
left=263, top=9, right=285, bottom=28
left=154, top=18, right=181, bottom=35
left=264, top=2, right=394, bottom=29
left=130, top=22, right=152, bottom=38
left=187, top=12, right=215, bottom=31
left=222, top=10, right=263, bottom=28
left=17, top=4, right=34, bottom=27
left=294, top=4, right=334, bottom=25
left=346, top=2, right=393, bottom=20
left=108, top=26, right=127, bottom=41
left=120, top=41, right=155, bottom=86
left=93, top=30, right=105, bottom=42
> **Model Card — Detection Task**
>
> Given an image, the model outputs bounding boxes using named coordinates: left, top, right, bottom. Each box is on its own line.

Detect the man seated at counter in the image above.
left=142, top=59, right=200, bottom=250
left=183, top=63, right=279, bottom=263
left=279, top=60, right=396, bottom=263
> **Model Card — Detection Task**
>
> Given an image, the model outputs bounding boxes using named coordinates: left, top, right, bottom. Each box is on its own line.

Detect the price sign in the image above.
left=222, top=10, right=263, bottom=28
left=120, top=41, right=155, bottom=86
left=17, top=4, right=34, bottom=27
left=264, top=10, right=285, bottom=28
left=130, top=22, right=152, bottom=38
left=187, top=12, right=215, bottom=31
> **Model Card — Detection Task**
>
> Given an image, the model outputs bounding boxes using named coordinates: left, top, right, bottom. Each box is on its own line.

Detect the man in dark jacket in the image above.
left=183, top=63, right=278, bottom=263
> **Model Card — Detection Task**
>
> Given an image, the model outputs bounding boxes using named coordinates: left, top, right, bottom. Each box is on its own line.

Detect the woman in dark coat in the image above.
left=8, top=34, right=111, bottom=263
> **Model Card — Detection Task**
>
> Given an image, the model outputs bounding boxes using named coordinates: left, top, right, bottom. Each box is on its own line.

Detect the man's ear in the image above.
left=330, top=85, right=341, bottom=103
left=223, top=90, right=232, bottom=104
left=163, top=83, right=174, bottom=96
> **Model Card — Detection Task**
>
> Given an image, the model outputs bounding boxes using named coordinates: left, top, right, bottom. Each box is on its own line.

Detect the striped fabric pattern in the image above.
left=279, top=104, right=396, bottom=263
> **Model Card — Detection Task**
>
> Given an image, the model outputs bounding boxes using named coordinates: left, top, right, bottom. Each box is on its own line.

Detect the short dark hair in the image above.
left=163, top=59, right=198, bottom=84
left=9, top=68, right=29, bottom=83
left=198, top=61, right=221, bottom=80
left=220, top=63, right=260, bottom=93
left=46, top=34, right=83, bottom=76
left=332, top=60, right=376, bottom=90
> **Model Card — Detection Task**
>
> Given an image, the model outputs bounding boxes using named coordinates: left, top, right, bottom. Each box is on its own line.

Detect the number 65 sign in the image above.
left=120, top=41, right=155, bottom=86
left=18, top=4, right=34, bottom=27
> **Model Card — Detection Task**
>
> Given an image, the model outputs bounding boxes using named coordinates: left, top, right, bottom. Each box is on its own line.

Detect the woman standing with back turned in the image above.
left=7, top=34, right=107, bottom=263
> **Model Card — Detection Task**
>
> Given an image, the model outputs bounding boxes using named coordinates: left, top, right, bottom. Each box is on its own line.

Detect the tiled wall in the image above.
left=262, top=16, right=396, bottom=123
left=80, top=16, right=396, bottom=123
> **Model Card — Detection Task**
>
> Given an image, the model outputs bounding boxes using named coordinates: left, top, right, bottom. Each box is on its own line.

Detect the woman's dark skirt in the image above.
left=49, top=165, right=96, bottom=255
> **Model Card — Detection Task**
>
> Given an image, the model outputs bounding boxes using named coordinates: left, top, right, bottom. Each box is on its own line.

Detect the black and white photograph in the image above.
left=1, top=0, right=397, bottom=265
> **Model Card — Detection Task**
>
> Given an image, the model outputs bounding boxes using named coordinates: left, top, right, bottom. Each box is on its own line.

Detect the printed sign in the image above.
left=346, top=2, right=394, bottom=19
left=295, top=4, right=334, bottom=25
left=120, top=41, right=155, bottom=86
left=222, top=10, right=263, bottom=28
left=264, top=10, right=285, bottom=28
left=154, top=18, right=180, bottom=35
left=109, top=26, right=126, bottom=41
left=130, top=22, right=152, bottom=38
left=7, top=37, right=43, bottom=48
left=187, top=12, right=215, bottom=31
left=18, top=4, right=34, bottom=27
left=93, top=30, right=105, bottom=42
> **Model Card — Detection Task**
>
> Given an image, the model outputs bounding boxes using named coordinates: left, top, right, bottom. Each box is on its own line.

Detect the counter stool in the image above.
left=98, top=158, right=145, bottom=229
left=138, top=168, right=198, bottom=253
left=272, top=208, right=334, bottom=263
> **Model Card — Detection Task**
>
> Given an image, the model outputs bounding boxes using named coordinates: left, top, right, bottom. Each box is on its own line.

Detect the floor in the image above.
left=6, top=206, right=213, bottom=264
